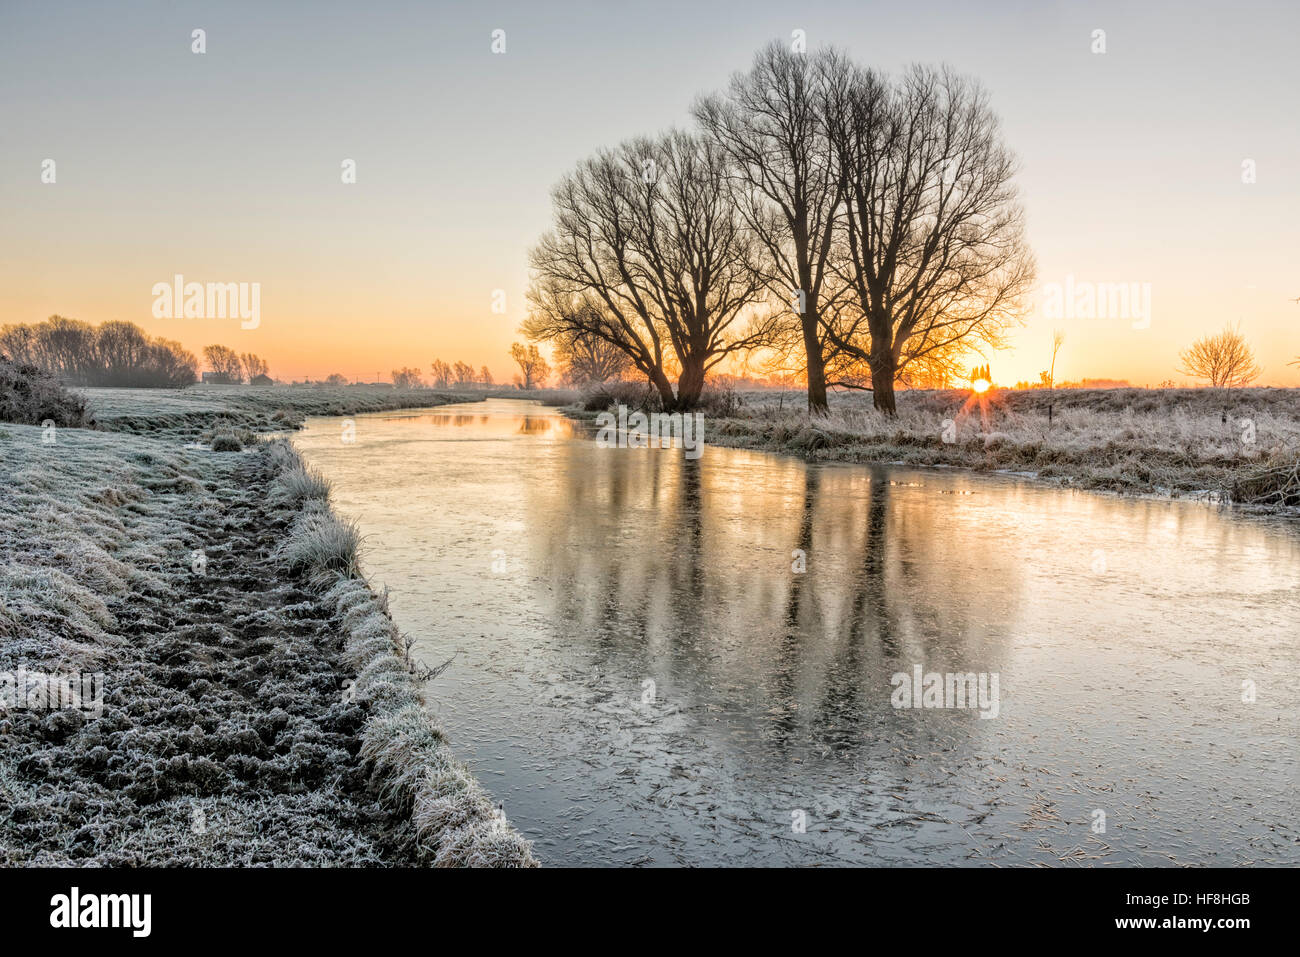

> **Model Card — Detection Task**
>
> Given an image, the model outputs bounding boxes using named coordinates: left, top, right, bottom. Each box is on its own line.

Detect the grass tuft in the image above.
left=270, top=463, right=332, bottom=507
left=279, top=510, right=361, bottom=578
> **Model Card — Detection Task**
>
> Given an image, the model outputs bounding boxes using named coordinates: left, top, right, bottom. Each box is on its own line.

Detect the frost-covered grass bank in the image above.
left=574, top=386, right=1300, bottom=506
left=79, top=384, right=479, bottom=438
left=0, top=386, right=535, bottom=866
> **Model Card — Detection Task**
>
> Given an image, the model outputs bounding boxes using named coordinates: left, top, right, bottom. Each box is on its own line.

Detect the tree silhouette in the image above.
left=391, top=367, right=424, bottom=389
left=696, top=42, right=849, bottom=415
left=510, top=342, right=550, bottom=390
left=529, top=132, right=767, bottom=411
left=203, top=344, right=243, bottom=383
left=822, top=65, right=1034, bottom=414
left=1178, top=324, right=1262, bottom=388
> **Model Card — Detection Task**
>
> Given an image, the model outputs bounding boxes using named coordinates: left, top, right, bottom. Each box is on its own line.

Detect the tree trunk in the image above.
left=869, top=340, right=897, bottom=415
left=648, top=366, right=677, bottom=411
left=803, top=311, right=830, bottom=416
left=871, top=375, right=896, bottom=414
left=675, top=360, right=706, bottom=411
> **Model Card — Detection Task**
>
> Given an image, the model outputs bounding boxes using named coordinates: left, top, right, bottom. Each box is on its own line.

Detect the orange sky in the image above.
left=3, top=1, right=1297, bottom=388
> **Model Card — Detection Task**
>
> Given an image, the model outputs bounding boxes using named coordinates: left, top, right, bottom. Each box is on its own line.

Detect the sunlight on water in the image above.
left=294, top=398, right=1300, bottom=866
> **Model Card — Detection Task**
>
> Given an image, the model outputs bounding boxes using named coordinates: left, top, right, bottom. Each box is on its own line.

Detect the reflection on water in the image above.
left=294, top=399, right=1300, bottom=866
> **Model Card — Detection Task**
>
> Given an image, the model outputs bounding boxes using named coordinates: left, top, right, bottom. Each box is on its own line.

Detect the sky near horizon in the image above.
left=2, top=0, right=1297, bottom=386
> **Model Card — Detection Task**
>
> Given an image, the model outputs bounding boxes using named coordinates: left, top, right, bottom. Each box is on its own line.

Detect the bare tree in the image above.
left=696, top=42, right=851, bottom=415
left=522, top=300, right=632, bottom=385
left=529, top=131, right=767, bottom=411
left=323, top=372, right=348, bottom=386
left=510, top=342, right=550, bottom=390
left=451, top=360, right=476, bottom=388
left=428, top=359, right=451, bottom=389
left=203, top=344, right=244, bottom=383
left=478, top=365, right=494, bottom=388
left=141, top=336, right=199, bottom=388
left=823, top=65, right=1036, bottom=414
left=1047, top=330, right=1065, bottom=389
left=239, top=352, right=269, bottom=382
left=0, top=323, right=37, bottom=366
left=1178, top=323, right=1263, bottom=388
left=392, top=367, right=424, bottom=389
left=559, top=331, right=633, bottom=386
left=94, top=321, right=149, bottom=383
left=29, top=316, right=98, bottom=382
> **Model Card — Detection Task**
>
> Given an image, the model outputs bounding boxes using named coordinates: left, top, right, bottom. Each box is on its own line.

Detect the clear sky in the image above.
left=2, top=0, right=1297, bottom=386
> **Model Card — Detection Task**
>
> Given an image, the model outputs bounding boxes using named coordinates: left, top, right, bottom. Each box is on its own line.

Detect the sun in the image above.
left=971, top=378, right=991, bottom=394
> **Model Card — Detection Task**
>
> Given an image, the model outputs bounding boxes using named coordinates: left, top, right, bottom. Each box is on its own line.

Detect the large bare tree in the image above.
left=529, top=131, right=767, bottom=411
left=824, top=65, right=1035, bottom=414
left=695, top=42, right=850, bottom=415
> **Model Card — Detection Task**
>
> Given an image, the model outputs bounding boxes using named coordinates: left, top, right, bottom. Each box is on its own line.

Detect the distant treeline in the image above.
left=0, top=316, right=198, bottom=388
left=1011, top=377, right=1134, bottom=390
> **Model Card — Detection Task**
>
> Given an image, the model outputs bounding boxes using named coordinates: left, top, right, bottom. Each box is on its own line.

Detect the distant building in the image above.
left=249, top=373, right=274, bottom=386
left=201, top=371, right=239, bottom=384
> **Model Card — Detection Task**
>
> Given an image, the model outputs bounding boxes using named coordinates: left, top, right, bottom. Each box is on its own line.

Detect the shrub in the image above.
left=1229, top=452, right=1300, bottom=507
left=580, top=379, right=661, bottom=412
left=210, top=433, right=242, bottom=452
left=0, top=355, right=90, bottom=427
left=696, top=384, right=743, bottom=417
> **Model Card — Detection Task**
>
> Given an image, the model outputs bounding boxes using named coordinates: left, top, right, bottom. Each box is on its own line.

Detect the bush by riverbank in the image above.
left=0, top=356, right=90, bottom=427
left=0, top=387, right=534, bottom=866
left=573, top=385, right=1300, bottom=506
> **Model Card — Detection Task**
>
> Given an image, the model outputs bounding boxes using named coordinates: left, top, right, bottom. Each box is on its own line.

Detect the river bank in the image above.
left=0, top=386, right=535, bottom=866
left=568, top=386, right=1300, bottom=508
